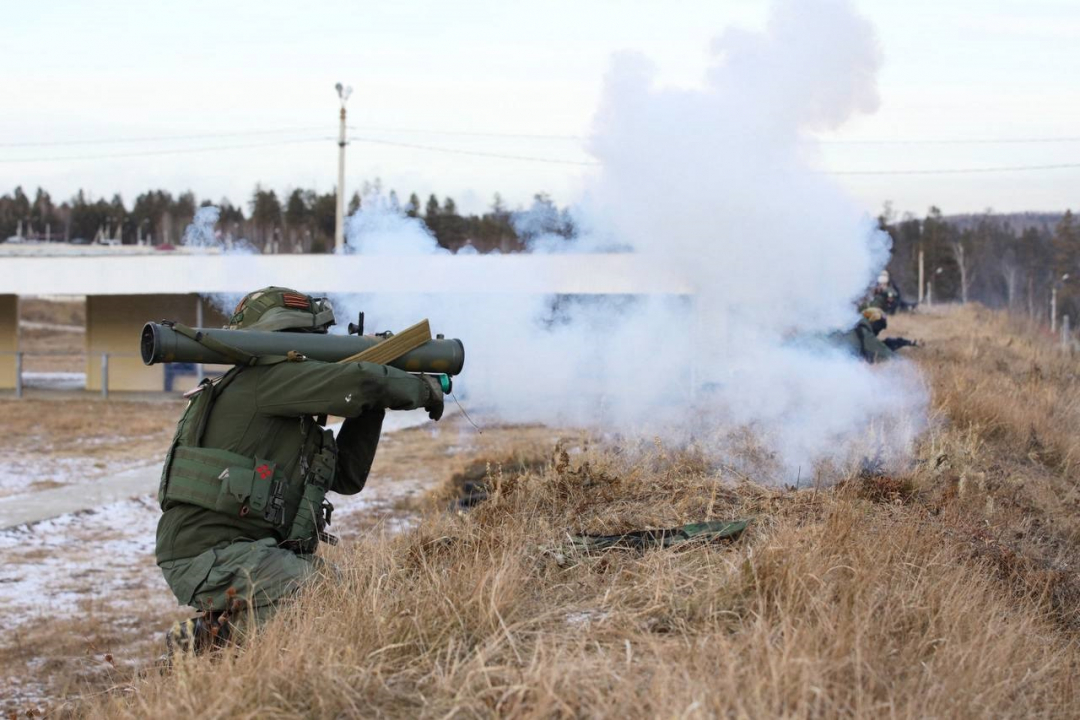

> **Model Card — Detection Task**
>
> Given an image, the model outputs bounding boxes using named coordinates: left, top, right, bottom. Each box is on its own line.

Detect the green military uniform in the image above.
left=832, top=316, right=896, bottom=363
left=155, top=287, right=440, bottom=639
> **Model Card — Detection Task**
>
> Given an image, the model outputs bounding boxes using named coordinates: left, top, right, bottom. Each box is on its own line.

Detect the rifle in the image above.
left=883, top=336, right=919, bottom=352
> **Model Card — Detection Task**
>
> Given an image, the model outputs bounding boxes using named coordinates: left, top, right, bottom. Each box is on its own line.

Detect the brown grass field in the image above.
left=10, top=305, right=1080, bottom=718
left=17, top=297, right=86, bottom=373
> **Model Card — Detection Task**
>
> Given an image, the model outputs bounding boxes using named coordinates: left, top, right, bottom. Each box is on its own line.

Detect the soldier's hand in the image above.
left=419, top=375, right=444, bottom=421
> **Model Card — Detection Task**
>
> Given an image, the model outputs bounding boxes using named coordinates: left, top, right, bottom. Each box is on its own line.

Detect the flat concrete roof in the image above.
left=0, top=243, right=216, bottom=257
left=0, top=254, right=692, bottom=296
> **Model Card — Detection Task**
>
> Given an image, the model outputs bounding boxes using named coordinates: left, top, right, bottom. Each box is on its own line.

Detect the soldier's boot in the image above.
left=165, top=612, right=232, bottom=657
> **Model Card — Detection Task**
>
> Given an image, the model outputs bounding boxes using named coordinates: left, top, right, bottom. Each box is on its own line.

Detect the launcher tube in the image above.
left=141, top=322, right=465, bottom=375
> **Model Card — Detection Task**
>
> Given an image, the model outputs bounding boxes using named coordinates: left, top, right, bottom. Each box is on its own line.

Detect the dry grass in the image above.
left=0, top=396, right=184, bottom=474
left=19, top=297, right=86, bottom=328
left=17, top=297, right=86, bottom=372
left=44, top=306, right=1080, bottom=717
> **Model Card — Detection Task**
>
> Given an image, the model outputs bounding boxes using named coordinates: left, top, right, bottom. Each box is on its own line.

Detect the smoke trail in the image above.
left=182, top=205, right=253, bottom=315
left=333, top=0, right=928, bottom=480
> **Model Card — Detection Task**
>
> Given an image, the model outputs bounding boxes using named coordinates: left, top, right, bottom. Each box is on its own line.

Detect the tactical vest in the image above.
left=158, top=367, right=338, bottom=554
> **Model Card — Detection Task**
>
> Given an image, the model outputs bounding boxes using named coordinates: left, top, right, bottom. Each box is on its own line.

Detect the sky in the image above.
left=1, top=0, right=1078, bottom=217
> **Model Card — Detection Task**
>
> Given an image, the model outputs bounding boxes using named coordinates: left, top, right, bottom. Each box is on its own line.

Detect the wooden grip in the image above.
left=337, top=319, right=432, bottom=366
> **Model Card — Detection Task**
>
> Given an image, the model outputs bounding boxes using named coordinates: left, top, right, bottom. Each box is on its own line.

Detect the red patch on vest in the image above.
left=256, top=464, right=273, bottom=480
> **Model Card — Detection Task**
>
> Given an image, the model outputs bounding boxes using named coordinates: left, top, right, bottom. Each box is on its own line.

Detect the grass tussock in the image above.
left=66, top=306, right=1080, bottom=718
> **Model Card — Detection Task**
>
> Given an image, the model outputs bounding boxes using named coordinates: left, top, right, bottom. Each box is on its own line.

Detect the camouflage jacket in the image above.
left=156, top=360, right=429, bottom=564
left=832, top=317, right=897, bottom=363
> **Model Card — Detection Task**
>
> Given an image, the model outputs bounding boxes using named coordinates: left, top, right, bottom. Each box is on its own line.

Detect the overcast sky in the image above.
left=1, top=0, right=1077, bottom=217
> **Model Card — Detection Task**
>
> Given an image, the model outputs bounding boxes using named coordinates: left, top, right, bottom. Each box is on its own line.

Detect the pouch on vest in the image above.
left=283, top=435, right=338, bottom=552
left=163, top=445, right=278, bottom=527
left=215, top=459, right=276, bottom=518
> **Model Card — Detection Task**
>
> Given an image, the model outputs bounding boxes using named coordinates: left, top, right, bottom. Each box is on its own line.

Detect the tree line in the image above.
left=0, top=182, right=577, bottom=254
left=2, top=182, right=1077, bottom=321
left=880, top=206, right=1079, bottom=323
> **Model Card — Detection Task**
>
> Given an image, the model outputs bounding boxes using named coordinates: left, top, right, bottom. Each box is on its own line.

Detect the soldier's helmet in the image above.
left=226, top=287, right=335, bottom=333
left=861, top=306, right=887, bottom=334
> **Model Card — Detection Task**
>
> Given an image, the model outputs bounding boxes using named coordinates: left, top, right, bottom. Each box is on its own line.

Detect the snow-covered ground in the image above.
left=0, top=497, right=169, bottom=627
left=20, top=372, right=86, bottom=391
left=0, top=451, right=151, bottom=499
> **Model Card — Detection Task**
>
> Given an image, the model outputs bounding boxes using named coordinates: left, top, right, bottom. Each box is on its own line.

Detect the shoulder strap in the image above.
left=191, top=366, right=244, bottom=446
left=170, top=322, right=297, bottom=367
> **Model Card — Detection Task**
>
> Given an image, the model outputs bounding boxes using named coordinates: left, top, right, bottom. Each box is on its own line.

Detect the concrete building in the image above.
left=0, top=248, right=689, bottom=393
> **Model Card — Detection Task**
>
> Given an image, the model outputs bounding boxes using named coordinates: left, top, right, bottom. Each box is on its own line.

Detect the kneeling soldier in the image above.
left=157, top=287, right=443, bottom=653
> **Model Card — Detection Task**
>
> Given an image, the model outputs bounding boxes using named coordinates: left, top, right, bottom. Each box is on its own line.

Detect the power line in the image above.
left=826, top=162, right=1080, bottom=175
left=349, top=125, right=582, bottom=141
left=0, top=126, right=335, bottom=149
left=351, top=124, right=1080, bottom=146
left=0, top=137, right=332, bottom=164
left=1, top=130, right=1077, bottom=176
left=3, top=123, right=1080, bottom=149
left=353, top=136, right=1080, bottom=174
left=349, top=135, right=599, bottom=166
left=817, top=136, right=1080, bottom=146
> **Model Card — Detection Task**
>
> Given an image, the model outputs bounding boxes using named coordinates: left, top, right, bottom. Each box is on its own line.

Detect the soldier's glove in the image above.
left=419, top=374, right=444, bottom=421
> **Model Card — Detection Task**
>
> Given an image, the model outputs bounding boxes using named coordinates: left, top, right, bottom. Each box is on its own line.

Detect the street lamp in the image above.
left=334, top=82, right=353, bottom=253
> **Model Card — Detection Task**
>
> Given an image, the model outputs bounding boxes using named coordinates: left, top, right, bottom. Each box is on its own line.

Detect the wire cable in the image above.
left=349, top=135, right=599, bottom=166
left=349, top=125, right=582, bottom=141
left=350, top=124, right=1080, bottom=146
left=4, top=122, right=1080, bottom=149
left=0, top=137, right=333, bottom=164
left=350, top=137, right=1080, bottom=174
left=0, top=126, right=335, bottom=149
left=1, top=130, right=1078, bottom=176
left=816, top=136, right=1080, bottom=146
left=825, top=162, right=1080, bottom=175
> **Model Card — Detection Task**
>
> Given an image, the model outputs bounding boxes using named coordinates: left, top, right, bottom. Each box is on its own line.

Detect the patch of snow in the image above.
left=19, top=321, right=85, bottom=333
left=21, top=372, right=86, bottom=390
left=0, top=496, right=175, bottom=633
left=564, top=609, right=610, bottom=628
left=0, top=455, right=156, bottom=499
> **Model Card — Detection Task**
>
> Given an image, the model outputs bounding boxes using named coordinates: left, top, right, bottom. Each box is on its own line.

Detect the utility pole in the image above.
left=334, top=82, right=353, bottom=253
left=917, top=248, right=925, bottom=304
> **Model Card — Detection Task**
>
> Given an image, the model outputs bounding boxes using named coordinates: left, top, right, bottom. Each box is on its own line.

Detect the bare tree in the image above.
left=1000, top=248, right=1021, bottom=309
left=950, top=238, right=975, bottom=304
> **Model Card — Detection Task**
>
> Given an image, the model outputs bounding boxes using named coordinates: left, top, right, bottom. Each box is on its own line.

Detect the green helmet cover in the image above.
left=226, top=287, right=335, bottom=333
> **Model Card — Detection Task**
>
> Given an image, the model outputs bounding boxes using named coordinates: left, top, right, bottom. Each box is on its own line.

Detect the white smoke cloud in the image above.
left=342, top=193, right=449, bottom=256
left=179, top=0, right=925, bottom=480
left=182, top=205, right=253, bottom=315
left=330, top=0, right=927, bottom=481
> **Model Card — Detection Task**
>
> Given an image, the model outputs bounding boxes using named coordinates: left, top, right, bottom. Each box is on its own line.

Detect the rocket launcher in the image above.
left=141, top=317, right=464, bottom=392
